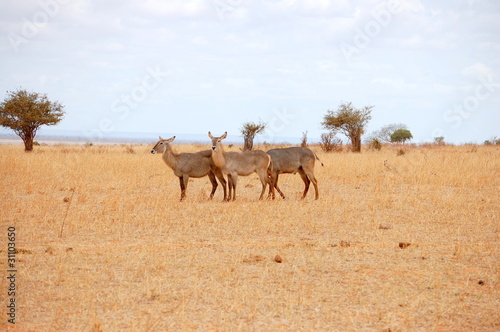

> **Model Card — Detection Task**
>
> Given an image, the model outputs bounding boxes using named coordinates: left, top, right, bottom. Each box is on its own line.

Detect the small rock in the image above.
left=242, top=255, right=265, bottom=264
left=478, top=280, right=484, bottom=285
left=340, top=241, right=351, bottom=248
left=379, top=223, right=393, bottom=230
left=63, top=197, right=70, bottom=203
left=399, top=242, right=411, bottom=249
left=274, top=255, right=283, bottom=263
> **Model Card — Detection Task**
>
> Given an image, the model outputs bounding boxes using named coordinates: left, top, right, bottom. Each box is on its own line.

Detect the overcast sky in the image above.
left=1, top=0, right=499, bottom=144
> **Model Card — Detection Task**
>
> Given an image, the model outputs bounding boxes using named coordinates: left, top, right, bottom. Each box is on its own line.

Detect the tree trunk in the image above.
left=350, top=133, right=362, bottom=153
left=243, top=136, right=253, bottom=151
left=22, top=131, right=34, bottom=152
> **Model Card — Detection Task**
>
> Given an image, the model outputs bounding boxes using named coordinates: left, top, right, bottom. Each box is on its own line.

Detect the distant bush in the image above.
left=484, top=136, right=499, bottom=146
left=125, top=145, right=135, bottom=154
left=320, top=132, right=343, bottom=153
left=369, top=138, right=382, bottom=151
left=434, top=136, right=445, bottom=145
left=301, top=131, right=308, bottom=147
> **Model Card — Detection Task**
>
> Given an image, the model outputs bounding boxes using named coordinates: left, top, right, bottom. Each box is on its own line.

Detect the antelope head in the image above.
left=151, top=136, right=176, bottom=154
left=208, top=131, right=227, bottom=151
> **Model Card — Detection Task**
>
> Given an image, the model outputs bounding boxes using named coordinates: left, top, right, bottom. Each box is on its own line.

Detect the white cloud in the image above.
left=260, top=0, right=298, bottom=11
left=134, top=0, right=209, bottom=18
left=192, top=36, right=209, bottom=45
left=397, top=0, right=425, bottom=14
left=224, top=78, right=255, bottom=88
left=462, top=63, right=493, bottom=80
left=244, top=41, right=269, bottom=51
left=104, top=42, right=125, bottom=52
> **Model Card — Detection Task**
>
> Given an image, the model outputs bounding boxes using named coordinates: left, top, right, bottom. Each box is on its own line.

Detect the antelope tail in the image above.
left=314, top=152, right=324, bottom=167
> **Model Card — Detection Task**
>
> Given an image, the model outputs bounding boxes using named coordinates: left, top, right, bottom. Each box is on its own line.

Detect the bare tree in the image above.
left=366, top=123, right=408, bottom=143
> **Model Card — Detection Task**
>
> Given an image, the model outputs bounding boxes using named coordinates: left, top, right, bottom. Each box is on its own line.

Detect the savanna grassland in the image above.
left=0, top=143, right=499, bottom=331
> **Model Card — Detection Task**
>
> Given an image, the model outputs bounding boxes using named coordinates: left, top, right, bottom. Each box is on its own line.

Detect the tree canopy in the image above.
left=0, top=89, right=65, bottom=151
left=322, top=102, right=373, bottom=152
left=390, top=129, right=413, bottom=144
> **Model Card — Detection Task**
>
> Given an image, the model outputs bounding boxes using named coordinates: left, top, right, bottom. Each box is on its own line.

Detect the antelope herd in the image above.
left=151, top=132, right=323, bottom=201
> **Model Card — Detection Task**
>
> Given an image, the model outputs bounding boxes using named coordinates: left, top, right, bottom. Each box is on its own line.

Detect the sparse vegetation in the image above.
left=125, top=145, right=135, bottom=154
left=300, top=131, right=308, bottom=147
left=369, top=138, right=382, bottom=150
left=319, top=131, right=343, bottom=153
left=484, top=136, right=500, bottom=145
left=1, top=144, right=498, bottom=331
left=434, top=136, right=445, bottom=145
left=367, top=123, right=408, bottom=143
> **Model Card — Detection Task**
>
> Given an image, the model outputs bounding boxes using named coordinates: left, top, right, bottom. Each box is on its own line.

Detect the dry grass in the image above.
left=0, top=143, right=499, bottom=331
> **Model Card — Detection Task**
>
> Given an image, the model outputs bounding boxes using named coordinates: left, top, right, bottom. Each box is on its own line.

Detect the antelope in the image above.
left=151, top=136, right=227, bottom=201
left=208, top=131, right=273, bottom=201
left=267, top=147, right=323, bottom=200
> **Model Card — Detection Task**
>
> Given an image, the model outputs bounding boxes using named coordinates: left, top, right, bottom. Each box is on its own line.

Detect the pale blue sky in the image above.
left=1, top=0, right=499, bottom=144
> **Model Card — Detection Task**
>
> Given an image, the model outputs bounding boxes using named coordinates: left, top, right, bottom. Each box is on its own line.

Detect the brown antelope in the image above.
left=208, top=131, right=273, bottom=201
left=151, top=136, right=227, bottom=201
left=267, top=147, right=323, bottom=200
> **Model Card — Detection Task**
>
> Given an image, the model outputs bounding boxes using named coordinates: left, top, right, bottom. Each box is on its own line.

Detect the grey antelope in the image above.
left=267, top=147, right=323, bottom=200
left=208, top=132, right=273, bottom=201
left=151, top=136, right=227, bottom=201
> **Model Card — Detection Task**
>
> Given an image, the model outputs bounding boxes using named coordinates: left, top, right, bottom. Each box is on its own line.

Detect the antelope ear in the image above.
left=166, top=136, right=175, bottom=142
left=221, top=131, right=227, bottom=139
left=208, top=131, right=213, bottom=139
left=159, top=136, right=163, bottom=140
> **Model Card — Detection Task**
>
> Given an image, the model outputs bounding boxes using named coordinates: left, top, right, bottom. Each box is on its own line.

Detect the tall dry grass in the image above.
left=0, top=143, right=499, bottom=331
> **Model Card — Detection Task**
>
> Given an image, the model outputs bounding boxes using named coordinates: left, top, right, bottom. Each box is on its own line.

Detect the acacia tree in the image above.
left=390, top=129, right=413, bottom=144
left=434, top=136, right=445, bottom=145
left=0, top=89, right=65, bottom=151
left=241, top=120, right=266, bottom=151
left=322, top=102, right=373, bottom=152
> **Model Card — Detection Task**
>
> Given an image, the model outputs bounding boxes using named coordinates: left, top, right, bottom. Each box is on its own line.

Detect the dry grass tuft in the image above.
left=0, top=144, right=499, bottom=331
